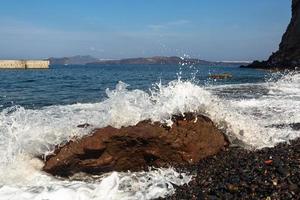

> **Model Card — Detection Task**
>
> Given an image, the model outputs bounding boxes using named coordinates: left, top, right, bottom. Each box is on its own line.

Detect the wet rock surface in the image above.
left=162, top=138, right=300, bottom=200
left=43, top=113, right=228, bottom=177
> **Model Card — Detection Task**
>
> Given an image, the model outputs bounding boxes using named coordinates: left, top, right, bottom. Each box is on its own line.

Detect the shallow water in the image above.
left=0, top=64, right=299, bottom=199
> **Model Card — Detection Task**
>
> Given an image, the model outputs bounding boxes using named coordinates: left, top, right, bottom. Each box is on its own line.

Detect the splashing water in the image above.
left=0, top=166, right=191, bottom=200
left=0, top=72, right=299, bottom=199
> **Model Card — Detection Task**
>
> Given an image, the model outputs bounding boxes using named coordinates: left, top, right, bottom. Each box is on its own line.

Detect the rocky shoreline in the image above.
left=161, top=139, right=300, bottom=200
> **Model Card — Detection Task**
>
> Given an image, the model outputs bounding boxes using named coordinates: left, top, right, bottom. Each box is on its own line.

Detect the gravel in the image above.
left=162, top=138, right=300, bottom=200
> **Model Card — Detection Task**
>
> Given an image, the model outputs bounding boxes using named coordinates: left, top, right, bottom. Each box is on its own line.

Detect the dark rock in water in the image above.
left=267, top=123, right=300, bottom=131
left=243, top=0, right=300, bottom=70
left=77, top=123, right=90, bottom=128
left=290, top=123, right=300, bottom=130
left=209, top=73, right=233, bottom=79
left=43, top=113, right=228, bottom=177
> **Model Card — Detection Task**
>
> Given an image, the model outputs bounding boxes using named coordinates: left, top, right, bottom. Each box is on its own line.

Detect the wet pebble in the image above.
left=159, top=138, right=300, bottom=200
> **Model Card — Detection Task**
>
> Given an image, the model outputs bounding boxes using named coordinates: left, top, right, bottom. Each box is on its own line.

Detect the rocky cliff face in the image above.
left=269, top=0, right=300, bottom=66
left=246, top=0, right=300, bottom=69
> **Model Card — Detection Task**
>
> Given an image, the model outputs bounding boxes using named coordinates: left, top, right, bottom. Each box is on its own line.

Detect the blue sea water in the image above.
left=0, top=64, right=268, bottom=109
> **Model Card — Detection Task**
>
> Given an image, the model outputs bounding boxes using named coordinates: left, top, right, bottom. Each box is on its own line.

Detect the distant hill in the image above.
left=86, top=56, right=249, bottom=66
left=49, top=55, right=99, bottom=65
left=49, top=55, right=249, bottom=66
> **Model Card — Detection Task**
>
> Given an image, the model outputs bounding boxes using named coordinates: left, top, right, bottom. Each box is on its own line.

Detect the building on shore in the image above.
left=0, top=60, right=49, bottom=69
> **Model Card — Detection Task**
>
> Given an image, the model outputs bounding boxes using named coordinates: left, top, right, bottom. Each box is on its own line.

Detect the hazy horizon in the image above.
left=0, top=0, right=291, bottom=61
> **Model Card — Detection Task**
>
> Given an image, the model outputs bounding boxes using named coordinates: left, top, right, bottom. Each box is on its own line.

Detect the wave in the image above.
left=0, top=165, right=191, bottom=200
left=0, top=72, right=299, bottom=199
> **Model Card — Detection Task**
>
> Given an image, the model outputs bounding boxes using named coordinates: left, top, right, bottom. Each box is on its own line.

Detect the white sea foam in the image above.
left=0, top=167, right=191, bottom=200
left=148, top=74, right=299, bottom=148
left=0, top=72, right=299, bottom=199
left=216, top=72, right=300, bottom=146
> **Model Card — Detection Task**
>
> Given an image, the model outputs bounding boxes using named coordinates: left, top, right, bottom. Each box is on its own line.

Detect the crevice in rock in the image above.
left=143, top=153, right=159, bottom=164
left=78, top=148, right=106, bottom=160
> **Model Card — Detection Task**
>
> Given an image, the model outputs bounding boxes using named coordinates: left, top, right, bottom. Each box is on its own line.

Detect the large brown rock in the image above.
left=43, top=113, right=228, bottom=177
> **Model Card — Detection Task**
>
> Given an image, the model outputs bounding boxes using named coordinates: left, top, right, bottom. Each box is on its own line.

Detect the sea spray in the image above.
left=0, top=168, right=191, bottom=200
left=0, top=73, right=299, bottom=199
left=0, top=76, right=298, bottom=164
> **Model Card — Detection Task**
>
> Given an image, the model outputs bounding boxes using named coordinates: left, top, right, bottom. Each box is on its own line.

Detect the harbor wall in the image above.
left=0, top=60, right=49, bottom=69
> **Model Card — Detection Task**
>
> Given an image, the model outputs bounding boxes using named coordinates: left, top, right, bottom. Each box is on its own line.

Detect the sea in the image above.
left=0, top=64, right=299, bottom=199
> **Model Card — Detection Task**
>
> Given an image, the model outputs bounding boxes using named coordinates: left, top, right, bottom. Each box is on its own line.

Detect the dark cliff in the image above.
left=245, top=0, right=300, bottom=69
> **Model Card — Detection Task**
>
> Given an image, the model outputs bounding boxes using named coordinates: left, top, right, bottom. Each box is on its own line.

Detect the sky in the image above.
left=0, top=0, right=291, bottom=61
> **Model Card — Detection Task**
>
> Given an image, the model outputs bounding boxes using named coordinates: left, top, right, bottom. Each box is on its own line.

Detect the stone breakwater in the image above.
left=0, top=60, right=49, bottom=69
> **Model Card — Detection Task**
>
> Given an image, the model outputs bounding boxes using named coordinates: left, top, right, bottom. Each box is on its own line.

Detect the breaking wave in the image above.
left=0, top=72, right=299, bottom=199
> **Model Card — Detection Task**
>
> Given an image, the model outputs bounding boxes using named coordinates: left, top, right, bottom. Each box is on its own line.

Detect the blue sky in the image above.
left=0, top=0, right=291, bottom=61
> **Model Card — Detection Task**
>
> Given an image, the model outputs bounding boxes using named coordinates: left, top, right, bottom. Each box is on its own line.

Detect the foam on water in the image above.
left=0, top=166, right=191, bottom=200
left=216, top=72, right=300, bottom=146
left=0, top=72, right=299, bottom=199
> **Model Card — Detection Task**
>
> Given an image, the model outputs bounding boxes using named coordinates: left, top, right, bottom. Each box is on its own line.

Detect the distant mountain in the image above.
left=86, top=56, right=249, bottom=66
left=49, top=55, right=99, bottom=65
